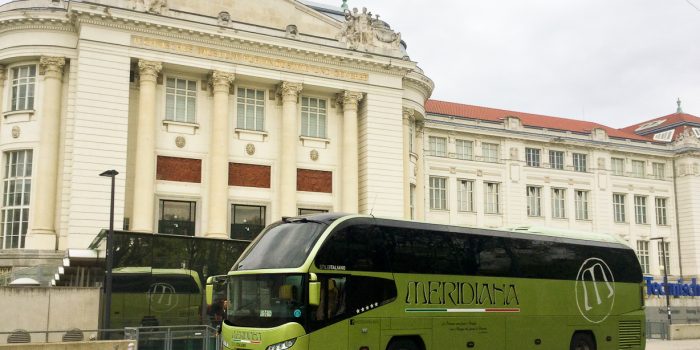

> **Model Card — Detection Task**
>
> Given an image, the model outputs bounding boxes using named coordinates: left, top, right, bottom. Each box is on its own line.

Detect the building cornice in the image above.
left=67, top=5, right=417, bottom=79
left=425, top=117, right=677, bottom=157
left=404, top=70, right=435, bottom=100
left=0, top=16, right=76, bottom=35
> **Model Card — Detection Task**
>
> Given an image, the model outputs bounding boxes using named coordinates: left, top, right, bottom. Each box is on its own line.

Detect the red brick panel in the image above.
left=229, top=163, right=271, bottom=188
left=156, top=156, right=201, bottom=183
left=297, top=169, right=332, bottom=193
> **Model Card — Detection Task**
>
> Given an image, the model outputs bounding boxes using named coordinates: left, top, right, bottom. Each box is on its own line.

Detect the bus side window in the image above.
left=315, top=225, right=390, bottom=272
left=312, top=276, right=347, bottom=322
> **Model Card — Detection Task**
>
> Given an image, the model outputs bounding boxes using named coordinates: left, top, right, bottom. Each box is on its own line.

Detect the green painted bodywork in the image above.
left=222, top=215, right=645, bottom=350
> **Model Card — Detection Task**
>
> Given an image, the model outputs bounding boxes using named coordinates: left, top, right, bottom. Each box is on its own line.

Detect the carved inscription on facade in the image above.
left=132, top=36, right=368, bottom=82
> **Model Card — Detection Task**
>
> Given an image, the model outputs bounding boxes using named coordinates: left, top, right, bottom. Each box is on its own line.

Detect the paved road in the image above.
left=647, top=339, right=700, bottom=350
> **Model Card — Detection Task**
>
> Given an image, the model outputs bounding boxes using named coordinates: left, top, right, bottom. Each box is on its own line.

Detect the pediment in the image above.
left=168, top=0, right=341, bottom=38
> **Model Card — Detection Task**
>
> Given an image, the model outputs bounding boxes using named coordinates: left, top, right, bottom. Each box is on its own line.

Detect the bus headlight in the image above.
left=266, top=338, right=296, bottom=350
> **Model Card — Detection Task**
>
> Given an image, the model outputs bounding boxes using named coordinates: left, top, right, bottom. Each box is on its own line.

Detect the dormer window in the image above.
left=635, top=119, right=666, bottom=132
left=653, top=130, right=674, bottom=142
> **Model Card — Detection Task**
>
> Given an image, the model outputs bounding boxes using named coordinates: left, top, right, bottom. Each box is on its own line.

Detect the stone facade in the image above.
left=0, top=0, right=432, bottom=275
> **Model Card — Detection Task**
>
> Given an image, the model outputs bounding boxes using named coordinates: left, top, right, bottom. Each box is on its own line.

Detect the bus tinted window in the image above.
left=235, top=221, right=327, bottom=270
left=314, top=224, right=390, bottom=272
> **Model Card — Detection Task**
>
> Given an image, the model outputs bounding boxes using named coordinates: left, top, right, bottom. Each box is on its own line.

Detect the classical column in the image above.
left=415, top=120, right=426, bottom=220
left=207, top=71, right=235, bottom=238
left=130, top=60, right=162, bottom=232
left=402, top=108, right=414, bottom=219
left=0, top=66, right=5, bottom=114
left=277, top=82, right=303, bottom=218
left=27, top=56, right=66, bottom=248
left=338, top=91, right=363, bottom=213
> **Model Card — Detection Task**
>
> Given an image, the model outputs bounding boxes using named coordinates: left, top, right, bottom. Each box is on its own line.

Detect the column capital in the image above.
left=209, top=70, right=235, bottom=93
left=277, top=81, right=303, bottom=102
left=138, top=60, right=162, bottom=81
left=415, top=120, right=425, bottom=134
left=337, top=90, right=364, bottom=110
left=39, top=56, right=66, bottom=76
left=402, top=107, right=415, bottom=123
left=0, top=65, right=6, bottom=82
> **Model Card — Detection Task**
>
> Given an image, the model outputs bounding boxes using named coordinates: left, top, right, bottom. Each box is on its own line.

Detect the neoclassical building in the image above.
left=0, top=0, right=433, bottom=275
left=1, top=0, right=700, bottom=289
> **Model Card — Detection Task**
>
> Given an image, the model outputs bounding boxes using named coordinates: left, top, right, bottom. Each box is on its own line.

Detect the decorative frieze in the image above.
left=132, top=36, right=369, bottom=82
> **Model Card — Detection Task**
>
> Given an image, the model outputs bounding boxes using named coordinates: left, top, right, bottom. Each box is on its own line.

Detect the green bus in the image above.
left=220, top=214, right=644, bottom=350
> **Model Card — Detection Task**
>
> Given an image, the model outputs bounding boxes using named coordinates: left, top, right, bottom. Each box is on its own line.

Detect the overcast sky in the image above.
left=2, top=0, right=698, bottom=128
left=333, top=0, right=700, bottom=128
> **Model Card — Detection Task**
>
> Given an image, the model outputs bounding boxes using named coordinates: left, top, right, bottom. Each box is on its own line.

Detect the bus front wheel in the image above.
left=387, top=336, right=424, bottom=350
left=570, top=332, right=596, bottom=350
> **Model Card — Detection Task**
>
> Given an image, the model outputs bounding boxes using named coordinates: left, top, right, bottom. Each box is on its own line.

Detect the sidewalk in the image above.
left=647, top=339, right=700, bottom=350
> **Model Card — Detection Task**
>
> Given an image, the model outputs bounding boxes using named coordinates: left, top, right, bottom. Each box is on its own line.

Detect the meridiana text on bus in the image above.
left=405, top=281, right=520, bottom=306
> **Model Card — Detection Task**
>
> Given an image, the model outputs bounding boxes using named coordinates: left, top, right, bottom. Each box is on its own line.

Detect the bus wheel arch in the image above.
left=570, top=331, right=597, bottom=350
left=386, top=336, right=425, bottom=350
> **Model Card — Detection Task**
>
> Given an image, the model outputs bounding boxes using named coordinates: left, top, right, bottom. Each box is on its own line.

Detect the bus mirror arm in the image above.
left=309, top=281, right=321, bottom=306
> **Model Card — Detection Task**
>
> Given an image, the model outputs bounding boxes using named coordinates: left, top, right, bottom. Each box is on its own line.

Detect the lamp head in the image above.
left=100, top=169, right=119, bottom=177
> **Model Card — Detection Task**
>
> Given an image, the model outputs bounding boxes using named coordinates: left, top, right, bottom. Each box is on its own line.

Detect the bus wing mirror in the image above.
left=206, top=284, right=214, bottom=306
left=309, top=282, right=321, bottom=306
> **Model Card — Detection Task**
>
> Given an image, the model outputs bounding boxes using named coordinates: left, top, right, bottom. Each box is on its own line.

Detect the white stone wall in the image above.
left=423, top=116, right=683, bottom=276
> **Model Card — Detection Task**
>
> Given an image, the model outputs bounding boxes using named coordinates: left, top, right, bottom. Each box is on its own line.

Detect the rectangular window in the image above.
left=484, top=182, right=501, bottom=214
left=455, top=140, right=473, bottom=160
left=298, top=208, right=327, bottom=216
left=165, top=77, right=197, bottom=123
left=409, top=184, right=416, bottom=220
left=158, top=200, right=196, bottom=236
left=549, top=150, right=564, bottom=170
left=526, top=186, right=542, bottom=217
left=525, top=148, right=541, bottom=167
left=301, top=97, right=327, bottom=138
left=236, top=88, right=265, bottom=131
left=1, top=150, right=32, bottom=249
left=575, top=190, right=590, bottom=220
left=636, top=240, right=650, bottom=274
left=611, top=158, right=624, bottom=176
left=652, top=162, right=665, bottom=180
left=231, top=204, right=266, bottom=240
left=634, top=195, right=647, bottom=224
left=573, top=153, right=587, bottom=172
left=458, top=180, right=474, bottom=212
left=429, top=176, right=447, bottom=210
left=655, top=197, right=668, bottom=226
left=552, top=188, right=566, bottom=219
left=482, top=143, right=499, bottom=163
left=10, top=65, right=36, bottom=111
left=658, top=241, right=671, bottom=274
left=613, top=193, right=626, bottom=223
left=631, top=160, right=645, bottom=178
left=428, top=136, right=447, bottom=157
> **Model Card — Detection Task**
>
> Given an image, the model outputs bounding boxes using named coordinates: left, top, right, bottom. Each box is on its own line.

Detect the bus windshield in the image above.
left=233, top=220, right=328, bottom=270
left=226, top=274, right=305, bottom=328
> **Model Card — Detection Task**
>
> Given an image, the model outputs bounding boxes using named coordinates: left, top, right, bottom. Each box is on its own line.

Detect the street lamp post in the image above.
left=650, top=236, right=672, bottom=335
left=100, top=169, right=118, bottom=338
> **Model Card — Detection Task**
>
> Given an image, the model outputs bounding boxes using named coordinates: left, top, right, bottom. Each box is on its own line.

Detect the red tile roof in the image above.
left=425, top=100, right=653, bottom=142
left=620, top=112, right=700, bottom=134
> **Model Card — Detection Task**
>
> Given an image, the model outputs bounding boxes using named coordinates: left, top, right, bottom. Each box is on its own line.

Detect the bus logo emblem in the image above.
left=575, top=258, right=615, bottom=324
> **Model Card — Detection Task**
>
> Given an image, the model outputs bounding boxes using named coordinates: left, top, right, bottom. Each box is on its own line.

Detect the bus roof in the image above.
left=504, top=225, right=627, bottom=245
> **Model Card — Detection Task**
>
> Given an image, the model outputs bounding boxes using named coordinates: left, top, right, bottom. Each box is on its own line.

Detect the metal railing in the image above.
left=0, top=325, right=219, bottom=350
left=646, top=321, right=669, bottom=340
left=125, top=325, right=220, bottom=350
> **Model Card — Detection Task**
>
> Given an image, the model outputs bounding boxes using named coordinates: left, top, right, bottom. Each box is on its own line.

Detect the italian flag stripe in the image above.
left=405, top=308, right=520, bottom=313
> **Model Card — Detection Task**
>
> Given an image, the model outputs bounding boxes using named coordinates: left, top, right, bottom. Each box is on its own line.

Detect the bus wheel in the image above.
left=387, top=336, right=423, bottom=350
left=570, top=332, right=596, bottom=350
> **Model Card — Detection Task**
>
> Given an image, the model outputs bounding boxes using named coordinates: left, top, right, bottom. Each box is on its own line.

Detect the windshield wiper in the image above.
left=281, top=217, right=325, bottom=224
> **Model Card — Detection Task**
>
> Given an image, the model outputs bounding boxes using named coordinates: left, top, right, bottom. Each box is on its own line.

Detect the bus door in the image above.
left=308, top=275, right=349, bottom=349
left=349, top=317, right=381, bottom=350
